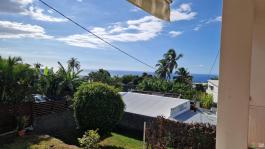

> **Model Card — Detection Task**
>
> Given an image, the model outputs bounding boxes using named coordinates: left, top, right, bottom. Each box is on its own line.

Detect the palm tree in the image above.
left=34, top=63, right=42, bottom=69
left=0, top=56, right=35, bottom=104
left=67, top=57, right=80, bottom=72
left=164, top=49, right=183, bottom=79
left=155, top=59, right=168, bottom=79
left=174, top=67, right=193, bottom=85
left=155, top=49, right=183, bottom=80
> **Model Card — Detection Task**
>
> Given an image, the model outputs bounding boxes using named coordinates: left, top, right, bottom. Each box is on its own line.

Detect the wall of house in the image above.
left=249, top=0, right=265, bottom=144
left=206, top=81, right=219, bottom=103
left=216, top=0, right=254, bottom=148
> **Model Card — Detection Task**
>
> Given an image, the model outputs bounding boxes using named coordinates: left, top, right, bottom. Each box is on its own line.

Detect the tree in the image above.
left=156, top=49, right=183, bottom=80
left=67, top=57, right=80, bottom=72
left=33, top=63, right=42, bottom=69
left=0, top=56, right=36, bottom=104
left=87, top=69, right=111, bottom=84
left=174, top=67, right=193, bottom=85
left=74, top=82, right=125, bottom=134
left=37, top=58, right=83, bottom=98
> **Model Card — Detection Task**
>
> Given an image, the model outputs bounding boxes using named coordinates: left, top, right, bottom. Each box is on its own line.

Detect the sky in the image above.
left=0, top=0, right=222, bottom=74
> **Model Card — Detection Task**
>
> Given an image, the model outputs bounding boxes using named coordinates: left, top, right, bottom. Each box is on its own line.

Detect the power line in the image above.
left=38, top=0, right=156, bottom=70
left=208, top=49, right=220, bottom=76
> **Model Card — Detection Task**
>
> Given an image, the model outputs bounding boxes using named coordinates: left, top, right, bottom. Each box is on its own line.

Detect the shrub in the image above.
left=73, top=82, right=125, bottom=133
left=137, top=78, right=171, bottom=92
left=199, top=92, right=213, bottom=109
left=172, top=83, right=198, bottom=100
left=146, top=116, right=216, bottom=149
left=78, top=129, right=100, bottom=149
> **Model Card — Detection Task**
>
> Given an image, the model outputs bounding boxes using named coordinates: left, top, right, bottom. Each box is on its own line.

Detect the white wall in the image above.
left=206, top=81, right=218, bottom=103
left=249, top=0, right=265, bottom=144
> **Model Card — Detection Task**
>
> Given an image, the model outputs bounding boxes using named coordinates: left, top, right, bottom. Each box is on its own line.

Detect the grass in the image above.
left=0, top=132, right=143, bottom=149
left=0, top=135, right=79, bottom=149
left=100, top=132, right=143, bottom=149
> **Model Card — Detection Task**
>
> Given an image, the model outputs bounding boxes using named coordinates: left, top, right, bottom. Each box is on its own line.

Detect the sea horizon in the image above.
left=81, top=69, right=218, bottom=83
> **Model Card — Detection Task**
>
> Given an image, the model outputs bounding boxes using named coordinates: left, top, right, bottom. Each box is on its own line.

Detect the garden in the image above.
left=0, top=49, right=216, bottom=149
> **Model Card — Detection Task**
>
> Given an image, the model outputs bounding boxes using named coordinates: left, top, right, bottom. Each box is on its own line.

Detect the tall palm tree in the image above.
left=67, top=57, right=80, bottom=72
left=155, top=49, right=183, bottom=80
left=155, top=59, right=168, bottom=79
left=164, top=49, right=183, bottom=79
left=174, top=67, right=193, bottom=85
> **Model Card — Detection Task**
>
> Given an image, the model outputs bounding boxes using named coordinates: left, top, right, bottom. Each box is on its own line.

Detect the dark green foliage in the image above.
left=73, top=82, right=125, bottom=133
left=87, top=69, right=122, bottom=90
left=37, top=59, right=83, bottom=98
left=156, top=49, right=183, bottom=80
left=137, top=78, right=172, bottom=92
left=0, top=56, right=37, bottom=104
left=174, top=67, right=193, bottom=85
left=146, top=116, right=216, bottom=149
left=172, top=83, right=198, bottom=99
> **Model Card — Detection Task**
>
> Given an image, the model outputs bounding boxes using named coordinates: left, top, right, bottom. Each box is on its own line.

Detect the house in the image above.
left=118, top=92, right=216, bottom=131
left=206, top=80, right=219, bottom=103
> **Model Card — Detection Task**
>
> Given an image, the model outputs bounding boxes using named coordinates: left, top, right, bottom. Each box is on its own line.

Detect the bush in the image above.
left=146, top=116, right=216, bottom=149
left=73, top=82, right=125, bottom=133
left=199, top=92, right=213, bottom=109
left=78, top=129, right=100, bottom=149
left=137, top=78, right=171, bottom=92
left=172, top=83, right=198, bottom=100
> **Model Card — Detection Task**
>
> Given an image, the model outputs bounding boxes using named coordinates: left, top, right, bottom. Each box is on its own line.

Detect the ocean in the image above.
left=82, top=69, right=217, bottom=83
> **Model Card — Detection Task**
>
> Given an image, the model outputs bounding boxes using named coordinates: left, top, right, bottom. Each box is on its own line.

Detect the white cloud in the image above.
left=130, top=7, right=140, bottom=12
left=0, top=20, right=53, bottom=39
left=58, top=16, right=163, bottom=48
left=76, top=0, right=83, bottom=2
left=206, top=16, right=222, bottom=24
left=0, top=0, right=67, bottom=22
left=170, top=3, right=197, bottom=22
left=193, top=16, right=222, bottom=31
left=22, top=6, right=67, bottom=22
left=169, top=31, right=182, bottom=37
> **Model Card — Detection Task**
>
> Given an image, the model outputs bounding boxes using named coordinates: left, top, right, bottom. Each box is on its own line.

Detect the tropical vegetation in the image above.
left=73, top=82, right=125, bottom=134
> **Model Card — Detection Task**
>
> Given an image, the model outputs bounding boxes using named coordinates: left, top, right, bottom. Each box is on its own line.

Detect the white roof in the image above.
left=120, top=92, right=189, bottom=118
left=208, top=80, right=219, bottom=87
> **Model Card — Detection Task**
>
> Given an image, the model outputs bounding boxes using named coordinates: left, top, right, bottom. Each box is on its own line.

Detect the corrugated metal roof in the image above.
left=173, top=108, right=217, bottom=125
left=120, top=92, right=189, bottom=118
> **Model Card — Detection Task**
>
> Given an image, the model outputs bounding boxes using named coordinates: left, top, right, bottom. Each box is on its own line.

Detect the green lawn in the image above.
left=100, top=132, right=143, bottom=149
left=0, top=132, right=143, bottom=149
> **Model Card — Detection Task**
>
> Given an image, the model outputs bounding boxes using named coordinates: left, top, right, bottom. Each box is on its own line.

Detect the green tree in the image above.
left=87, top=69, right=111, bottom=84
left=74, top=82, right=125, bottom=133
left=67, top=57, right=80, bottom=72
left=156, top=49, right=183, bottom=80
left=174, top=67, right=193, bottom=85
left=0, top=56, right=36, bottom=104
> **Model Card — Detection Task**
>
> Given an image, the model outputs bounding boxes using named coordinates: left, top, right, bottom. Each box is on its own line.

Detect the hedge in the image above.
left=146, top=116, right=216, bottom=149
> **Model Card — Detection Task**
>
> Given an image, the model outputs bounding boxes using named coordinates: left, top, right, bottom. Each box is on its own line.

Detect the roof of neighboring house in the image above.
left=172, top=108, right=217, bottom=125
left=120, top=92, right=189, bottom=118
left=120, top=92, right=217, bottom=125
left=208, top=80, right=219, bottom=87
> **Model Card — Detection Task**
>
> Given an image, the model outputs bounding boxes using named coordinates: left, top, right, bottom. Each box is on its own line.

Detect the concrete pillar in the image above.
left=216, top=0, right=254, bottom=148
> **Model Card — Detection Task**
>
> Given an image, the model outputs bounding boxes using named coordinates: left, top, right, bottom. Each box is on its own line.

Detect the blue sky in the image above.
left=0, top=0, right=222, bottom=74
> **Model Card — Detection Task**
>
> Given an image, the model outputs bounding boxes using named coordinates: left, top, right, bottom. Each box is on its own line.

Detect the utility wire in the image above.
left=38, top=0, right=156, bottom=70
left=208, top=49, right=220, bottom=77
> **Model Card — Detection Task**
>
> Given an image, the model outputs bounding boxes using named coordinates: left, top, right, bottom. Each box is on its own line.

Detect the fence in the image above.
left=0, top=99, right=70, bottom=134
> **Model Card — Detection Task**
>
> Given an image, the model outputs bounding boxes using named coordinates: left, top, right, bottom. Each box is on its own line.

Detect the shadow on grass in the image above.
left=113, top=126, right=143, bottom=141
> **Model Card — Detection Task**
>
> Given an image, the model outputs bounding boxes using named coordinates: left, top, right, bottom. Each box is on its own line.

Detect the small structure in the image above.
left=119, top=92, right=216, bottom=131
left=206, top=80, right=219, bottom=103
